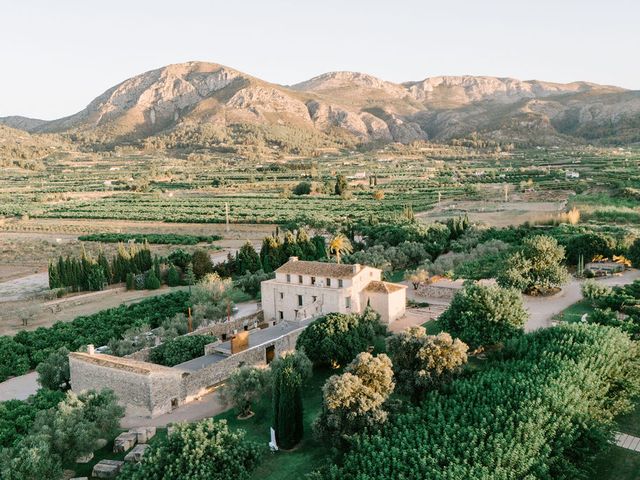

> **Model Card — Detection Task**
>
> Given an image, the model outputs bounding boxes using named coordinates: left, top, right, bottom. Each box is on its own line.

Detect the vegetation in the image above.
left=0, top=291, right=190, bottom=380
left=296, top=309, right=384, bottom=368
left=120, top=419, right=264, bottom=480
left=271, top=351, right=312, bottom=450
left=439, top=283, right=527, bottom=350
left=316, top=324, right=640, bottom=480
left=36, top=347, right=71, bottom=391
left=78, top=232, right=221, bottom=245
left=497, top=235, right=569, bottom=294
left=386, top=328, right=468, bottom=401
left=221, top=366, right=271, bottom=418
left=149, top=334, right=216, bottom=367
left=314, top=352, right=394, bottom=448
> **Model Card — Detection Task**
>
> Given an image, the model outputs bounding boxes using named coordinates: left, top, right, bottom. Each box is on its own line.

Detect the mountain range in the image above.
left=2, top=61, right=639, bottom=148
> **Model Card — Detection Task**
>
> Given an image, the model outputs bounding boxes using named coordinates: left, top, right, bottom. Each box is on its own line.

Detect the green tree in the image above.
left=271, top=351, right=312, bottom=450
left=386, top=327, right=468, bottom=401
left=221, top=366, right=271, bottom=418
left=565, top=233, right=615, bottom=265
left=296, top=309, right=383, bottom=368
left=191, top=249, right=214, bottom=280
left=439, top=283, right=527, bottom=350
left=144, top=270, right=161, bottom=290
left=119, top=419, right=263, bottom=480
left=296, top=229, right=316, bottom=260
left=166, top=264, right=181, bottom=287
left=0, top=434, right=63, bottom=480
left=36, top=347, right=70, bottom=391
left=149, top=335, right=216, bottom=367
left=334, top=174, right=349, bottom=196
left=293, top=181, right=312, bottom=195
left=314, top=352, right=394, bottom=448
left=311, top=235, right=327, bottom=260
left=237, top=241, right=261, bottom=274
left=497, top=235, right=569, bottom=294
left=628, top=237, right=640, bottom=268
left=260, top=235, right=282, bottom=273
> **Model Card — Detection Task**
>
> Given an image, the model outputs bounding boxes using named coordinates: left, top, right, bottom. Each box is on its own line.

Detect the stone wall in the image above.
left=416, top=284, right=461, bottom=300
left=70, top=317, right=305, bottom=418
left=182, top=325, right=304, bottom=402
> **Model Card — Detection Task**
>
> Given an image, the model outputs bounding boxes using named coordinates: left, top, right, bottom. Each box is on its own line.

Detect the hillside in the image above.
left=1, top=61, right=639, bottom=149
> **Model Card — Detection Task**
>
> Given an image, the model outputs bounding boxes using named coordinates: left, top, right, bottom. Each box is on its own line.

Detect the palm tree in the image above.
left=329, top=234, right=353, bottom=264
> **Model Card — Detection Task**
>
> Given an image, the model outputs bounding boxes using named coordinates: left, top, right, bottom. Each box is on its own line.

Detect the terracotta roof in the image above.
left=276, top=259, right=366, bottom=278
left=365, top=280, right=407, bottom=294
left=69, top=352, right=183, bottom=376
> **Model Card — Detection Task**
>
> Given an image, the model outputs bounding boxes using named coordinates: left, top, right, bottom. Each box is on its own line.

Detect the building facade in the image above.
left=261, top=257, right=406, bottom=324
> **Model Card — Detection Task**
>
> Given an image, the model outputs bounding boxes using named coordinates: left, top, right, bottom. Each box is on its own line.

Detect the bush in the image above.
left=296, top=308, right=384, bottom=367
left=0, top=292, right=190, bottom=379
left=293, top=181, right=312, bottom=195
left=439, top=283, right=527, bottom=350
left=119, top=419, right=264, bottom=480
left=564, top=232, right=615, bottom=265
left=149, top=335, right=216, bottom=367
left=234, top=269, right=273, bottom=298
left=629, top=237, right=640, bottom=268
left=191, top=249, right=214, bottom=279
left=581, top=279, right=613, bottom=302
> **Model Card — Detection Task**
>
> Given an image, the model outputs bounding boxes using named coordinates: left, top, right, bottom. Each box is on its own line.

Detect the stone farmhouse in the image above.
left=69, top=259, right=406, bottom=418
left=261, top=257, right=407, bottom=325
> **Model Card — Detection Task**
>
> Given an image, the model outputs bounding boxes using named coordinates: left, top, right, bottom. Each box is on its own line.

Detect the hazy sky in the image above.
left=2, top=0, right=638, bottom=119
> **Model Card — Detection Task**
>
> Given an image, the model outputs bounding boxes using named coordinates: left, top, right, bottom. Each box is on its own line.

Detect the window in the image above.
left=326, top=278, right=331, bottom=287
left=338, top=279, right=343, bottom=288
left=312, top=296, right=317, bottom=302
left=297, top=295, right=303, bottom=306
left=298, top=275, right=303, bottom=284
left=345, top=296, right=351, bottom=308
left=286, top=274, right=291, bottom=283
left=278, top=311, right=284, bottom=320
left=279, top=292, right=284, bottom=299
left=311, top=276, right=316, bottom=285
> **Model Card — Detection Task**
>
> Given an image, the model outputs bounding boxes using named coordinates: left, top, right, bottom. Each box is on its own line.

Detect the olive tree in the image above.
left=387, top=327, right=468, bottom=401
left=220, top=366, right=270, bottom=418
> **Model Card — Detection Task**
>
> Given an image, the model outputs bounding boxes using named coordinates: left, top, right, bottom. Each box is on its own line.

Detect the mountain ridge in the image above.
left=1, top=61, right=639, bottom=146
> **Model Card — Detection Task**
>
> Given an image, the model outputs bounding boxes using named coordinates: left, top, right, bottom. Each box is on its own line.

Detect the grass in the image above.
left=590, top=446, right=640, bottom=480
left=214, top=367, right=334, bottom=480
left=422, top=319, right=444, bottom=335
left=556, top=300, right=595, bottom=324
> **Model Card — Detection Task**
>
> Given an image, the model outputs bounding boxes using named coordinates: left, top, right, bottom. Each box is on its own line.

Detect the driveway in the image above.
left=0, top=372, right=39, bottom=401
left=524, top=269, right=640, bottom=331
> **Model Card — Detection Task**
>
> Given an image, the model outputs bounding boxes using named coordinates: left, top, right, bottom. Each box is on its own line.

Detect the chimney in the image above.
left=87, top=344, right=95, bottom=355
left=289, top=256, right=299, bottom=262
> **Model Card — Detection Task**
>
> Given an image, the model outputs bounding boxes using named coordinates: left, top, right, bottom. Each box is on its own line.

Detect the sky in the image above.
left=2, top=0, right=639, bottom=119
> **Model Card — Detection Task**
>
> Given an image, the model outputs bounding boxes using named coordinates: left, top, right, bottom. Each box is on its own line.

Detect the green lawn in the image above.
left=422, top=319, right=444, bottom=335
left=556, top=300, right=595, bottom=324
left=618, top=400, right=640, bottom=437
left=590, top=446, right=640, bottom=480
left=214, top=367, right=334, bottom=480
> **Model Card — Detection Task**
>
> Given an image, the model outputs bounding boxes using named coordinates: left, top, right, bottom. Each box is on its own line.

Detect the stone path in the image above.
left=614, top=432, right=640, bottom=453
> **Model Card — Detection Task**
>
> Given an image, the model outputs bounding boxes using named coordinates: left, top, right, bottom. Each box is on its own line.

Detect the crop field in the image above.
left=1, top=145, right=638, bottom=227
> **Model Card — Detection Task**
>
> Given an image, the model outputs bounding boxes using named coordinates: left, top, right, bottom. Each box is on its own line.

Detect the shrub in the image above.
left=564, top=232, right=615, bottom=265
left=293, top=181, right=312, bottom=195
left=149, top=335, right=216, bottom=367
left=191, top=249, right=214, bottom=279
left=296, top=308, right=384, bottom=367
left=144, top=270, right=161, bottom=290
left=629, top=237, right=640, bottom=268
left=439, top=283, right=527, bottom=350
left=119, top=419, right=264, bottom=480
left=0, top=337, right=30, bottom=382
left=581, top=279, right=613, bottom=302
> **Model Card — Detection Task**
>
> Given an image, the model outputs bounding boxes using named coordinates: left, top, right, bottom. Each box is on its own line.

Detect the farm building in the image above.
left=261, top=257, right=407, bottom=325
